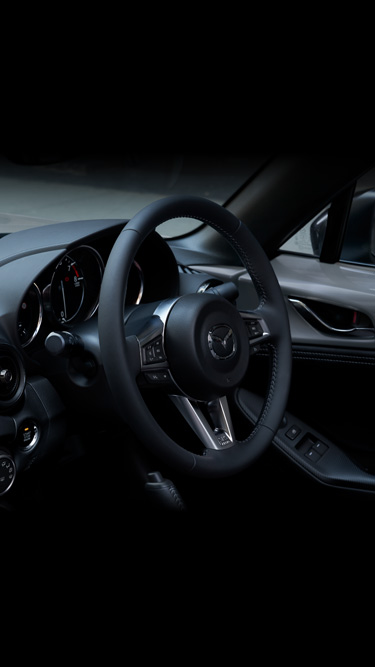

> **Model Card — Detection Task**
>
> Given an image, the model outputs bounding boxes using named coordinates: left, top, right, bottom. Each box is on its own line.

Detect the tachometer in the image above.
left=49, top=246, right=103, bottom=325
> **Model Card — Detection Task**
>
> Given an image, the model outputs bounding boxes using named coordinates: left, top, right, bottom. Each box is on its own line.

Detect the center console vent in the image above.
left=0, top=344, right=26, bottom=409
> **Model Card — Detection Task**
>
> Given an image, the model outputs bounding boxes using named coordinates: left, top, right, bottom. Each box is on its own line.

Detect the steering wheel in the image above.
left=98, top=196, right=292, bottom=478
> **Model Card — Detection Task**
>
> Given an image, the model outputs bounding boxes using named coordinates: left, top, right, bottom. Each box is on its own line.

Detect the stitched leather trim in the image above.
left=292, top=345, right=375, bottom=366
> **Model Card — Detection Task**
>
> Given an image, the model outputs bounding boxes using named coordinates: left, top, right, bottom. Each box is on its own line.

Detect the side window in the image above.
left=281, top=170, right=375, bottom=267
left=280, top=208, right=329, bottom=257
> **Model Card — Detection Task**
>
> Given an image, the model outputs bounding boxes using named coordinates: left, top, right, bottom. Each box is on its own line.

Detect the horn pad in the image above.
left=164, top=293, right=250, bottom=401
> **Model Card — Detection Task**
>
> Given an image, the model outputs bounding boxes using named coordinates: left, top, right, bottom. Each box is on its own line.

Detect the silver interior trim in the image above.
left=169, top=395, right=236, bottom=450
left=289, top=297, right=375, bottom=335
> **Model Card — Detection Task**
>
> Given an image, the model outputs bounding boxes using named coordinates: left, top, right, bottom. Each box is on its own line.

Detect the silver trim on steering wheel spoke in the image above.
left=135, top=299, right=181, bottom=388
left=135, top=299, right=179, bottom=372
left=169, top=395, right=236, bottom=450
left=137, top=317, right=168, bottom=370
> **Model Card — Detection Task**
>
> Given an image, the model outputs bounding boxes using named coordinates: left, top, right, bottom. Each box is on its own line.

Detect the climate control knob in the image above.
left=0, top=452, right=15, bottom=495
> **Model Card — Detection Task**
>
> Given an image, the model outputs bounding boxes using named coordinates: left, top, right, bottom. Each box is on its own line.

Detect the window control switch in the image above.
left=305, top=448, right=321, bottom=463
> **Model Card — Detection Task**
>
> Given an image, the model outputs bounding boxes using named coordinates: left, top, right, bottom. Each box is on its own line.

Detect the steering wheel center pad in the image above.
left=165, top=292, right=249, bottom=401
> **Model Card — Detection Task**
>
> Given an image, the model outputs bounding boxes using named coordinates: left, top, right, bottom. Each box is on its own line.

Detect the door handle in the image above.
left=288, top=297, right=375, bottom=337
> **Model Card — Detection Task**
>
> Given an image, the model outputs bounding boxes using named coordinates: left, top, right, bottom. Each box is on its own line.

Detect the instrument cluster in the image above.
left=17, top=244, right=144, bottom=348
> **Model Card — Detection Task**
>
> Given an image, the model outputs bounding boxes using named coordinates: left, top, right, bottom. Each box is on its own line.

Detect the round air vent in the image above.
left=0, top=344, right=26, bottom=409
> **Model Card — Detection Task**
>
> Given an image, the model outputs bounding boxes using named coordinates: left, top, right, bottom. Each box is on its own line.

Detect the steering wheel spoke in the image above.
left=169, top=395, right=236, bottom=451
left=137, top=319, right=166, bottom=367
left=125, top=300, right=183, bottom=391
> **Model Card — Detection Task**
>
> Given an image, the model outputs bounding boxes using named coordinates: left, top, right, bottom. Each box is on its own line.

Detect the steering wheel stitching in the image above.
left=98, top=195, right=292, bottom=478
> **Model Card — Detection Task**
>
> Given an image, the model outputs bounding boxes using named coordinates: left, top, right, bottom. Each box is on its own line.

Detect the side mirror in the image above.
left=310, top=191, right=375, bottom=264
left=310, top=210, right=328, bottom=256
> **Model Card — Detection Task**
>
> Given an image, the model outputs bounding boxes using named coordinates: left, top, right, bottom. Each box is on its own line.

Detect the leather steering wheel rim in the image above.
left=98, top=195, right=292, bottom=478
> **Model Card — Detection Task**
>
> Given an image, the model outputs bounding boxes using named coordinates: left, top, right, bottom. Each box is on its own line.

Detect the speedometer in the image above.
left=51, top=254, right=84, bottom=323
left=49, top=246, right=103, bottom=325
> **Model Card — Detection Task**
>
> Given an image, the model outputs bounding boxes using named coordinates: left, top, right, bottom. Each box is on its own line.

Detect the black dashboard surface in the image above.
left=0, top=217, right=181, bottom=494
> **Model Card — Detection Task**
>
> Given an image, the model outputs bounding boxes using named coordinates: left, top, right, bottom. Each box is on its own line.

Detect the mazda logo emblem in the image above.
left=208, top=324, right=237, bottom=360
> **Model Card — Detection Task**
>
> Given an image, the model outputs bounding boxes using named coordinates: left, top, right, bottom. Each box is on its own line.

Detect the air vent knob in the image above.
left=0, top=344, right=25, bottom=407
left=0, top=369, right=13, bottom=384
left=0, top=452, right=16, bottom=495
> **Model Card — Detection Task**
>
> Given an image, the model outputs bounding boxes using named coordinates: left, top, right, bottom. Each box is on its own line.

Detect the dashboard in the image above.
left=0, top=218, right=180, bottom=495
left=5, top=220, right=180, bottom=354
left=18, top=246, right=105, bottom=346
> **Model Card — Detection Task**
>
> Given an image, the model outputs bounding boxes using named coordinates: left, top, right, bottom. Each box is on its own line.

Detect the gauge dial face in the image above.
left=49, top=246, right=103, bottom=325
left=18, top=283, right=43, bottom=346
left=51, top=254, right=84, bottom=323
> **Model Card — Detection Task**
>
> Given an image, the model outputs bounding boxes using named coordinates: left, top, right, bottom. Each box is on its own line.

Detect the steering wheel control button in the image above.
left=246, top=319, right=264, bottom=339
left=0, top=453, right=16, bottom=495
left=240, top=314, right=270, bottom=347
left=144, top=370, right=170, bottom=384
left=143, top=336, right=166, bottom=364
left=214, top=429, right=231, bottom=447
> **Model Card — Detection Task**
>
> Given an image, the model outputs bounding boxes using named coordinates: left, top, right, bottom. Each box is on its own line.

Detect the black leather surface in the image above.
left=98, top=196, right=292, bottom=477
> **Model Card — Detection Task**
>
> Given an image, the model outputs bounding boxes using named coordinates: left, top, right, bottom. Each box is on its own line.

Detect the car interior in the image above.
left=1, top=151, right=375, bottom=522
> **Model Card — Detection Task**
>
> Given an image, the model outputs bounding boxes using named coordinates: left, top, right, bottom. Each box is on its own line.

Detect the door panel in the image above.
left=270, top=254, right=375, bottom=349
left=270, top=253, right=375, bottom=470
left=189, top=259, right=375, bottom=488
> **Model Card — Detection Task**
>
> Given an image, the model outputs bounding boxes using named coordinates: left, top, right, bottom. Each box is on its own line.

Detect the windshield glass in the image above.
left=0, top=153, right=257, bottom=237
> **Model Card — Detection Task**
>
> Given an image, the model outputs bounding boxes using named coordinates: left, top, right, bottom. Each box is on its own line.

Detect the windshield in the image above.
left=0, top=153, right=257, bottom=237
